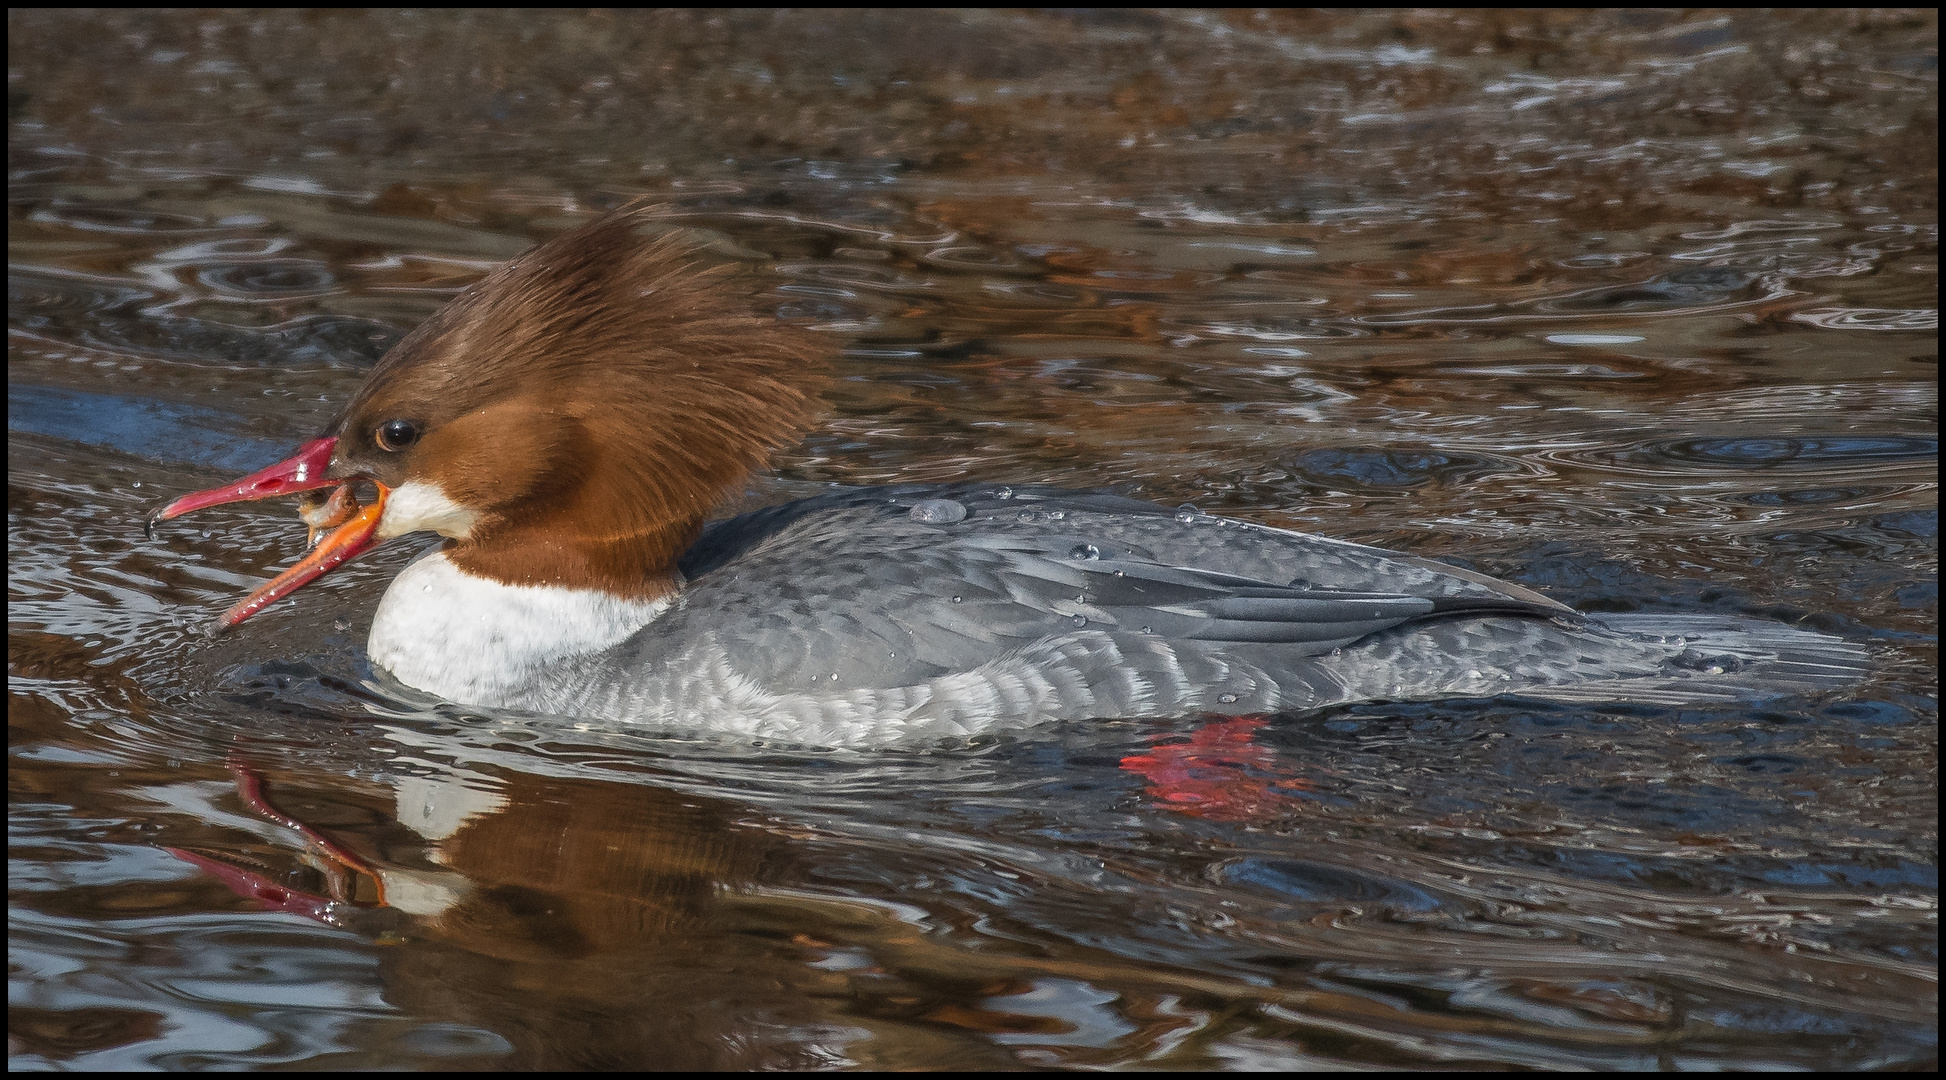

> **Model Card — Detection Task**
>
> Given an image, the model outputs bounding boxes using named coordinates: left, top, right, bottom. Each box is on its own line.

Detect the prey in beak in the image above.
left=297, top=483, right=365, bottom=548
left=147, top=437, right=391, bottom=633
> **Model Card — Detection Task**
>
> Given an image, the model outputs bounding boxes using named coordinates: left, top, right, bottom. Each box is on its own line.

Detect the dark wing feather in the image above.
left=651, top=486, right=1566, bottom=693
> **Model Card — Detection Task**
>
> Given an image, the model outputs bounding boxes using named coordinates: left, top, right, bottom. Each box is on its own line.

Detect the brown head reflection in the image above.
left=175, top=760, right=839, bottom=1068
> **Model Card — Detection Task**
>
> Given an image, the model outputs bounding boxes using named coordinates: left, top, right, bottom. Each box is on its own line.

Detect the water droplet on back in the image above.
left=909, top=498, right=967, bottom=524
left=1068, top=543, right=1100, bottom=560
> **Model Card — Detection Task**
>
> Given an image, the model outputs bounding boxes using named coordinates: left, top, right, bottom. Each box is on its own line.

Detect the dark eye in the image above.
left=376, top=419, right=420, bottom=452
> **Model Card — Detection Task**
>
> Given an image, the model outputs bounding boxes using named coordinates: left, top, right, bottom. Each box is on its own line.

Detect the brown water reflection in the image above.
left=9, top=8, right=1937, bottom=1070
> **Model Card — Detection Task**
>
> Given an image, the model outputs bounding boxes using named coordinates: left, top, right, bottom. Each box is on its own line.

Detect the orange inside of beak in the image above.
left=216, top=483, right=389, bottom=632
left=147, top=437, right=396, bottom=631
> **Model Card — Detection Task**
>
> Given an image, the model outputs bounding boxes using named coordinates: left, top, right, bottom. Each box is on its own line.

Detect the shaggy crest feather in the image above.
left=328, top=204, right=831, bottom=596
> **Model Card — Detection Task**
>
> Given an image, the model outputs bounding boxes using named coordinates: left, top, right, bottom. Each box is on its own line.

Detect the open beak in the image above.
left=148, top=436, right=391, bottom=632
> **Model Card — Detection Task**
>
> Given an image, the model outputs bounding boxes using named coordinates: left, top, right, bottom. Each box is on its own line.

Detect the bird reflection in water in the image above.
left=163, top=756, right=832, bottom=1068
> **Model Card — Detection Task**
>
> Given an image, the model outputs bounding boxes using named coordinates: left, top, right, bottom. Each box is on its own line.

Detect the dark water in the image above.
left=8, top=10, right=1937, bottom=1070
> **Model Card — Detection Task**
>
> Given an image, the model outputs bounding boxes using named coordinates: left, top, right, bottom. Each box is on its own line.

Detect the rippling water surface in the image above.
left=9, top=10, right=1937, bottom=1070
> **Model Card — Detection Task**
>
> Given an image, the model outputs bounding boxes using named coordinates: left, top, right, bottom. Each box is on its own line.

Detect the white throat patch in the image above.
left=379, top=480, right=480, bottom=540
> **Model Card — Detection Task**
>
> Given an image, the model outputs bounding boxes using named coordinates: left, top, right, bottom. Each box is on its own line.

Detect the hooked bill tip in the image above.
left=145, top=494, right=203, bottom=538
left=143, top=496, right=187, bottom=540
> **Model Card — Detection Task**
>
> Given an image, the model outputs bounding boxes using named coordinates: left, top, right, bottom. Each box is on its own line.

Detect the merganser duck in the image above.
left=149, top=206, right=1867, bottom=746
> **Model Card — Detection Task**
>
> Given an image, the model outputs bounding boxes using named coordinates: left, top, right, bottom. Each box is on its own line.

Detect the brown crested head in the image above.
left=327, top=205, right=830, bottom=597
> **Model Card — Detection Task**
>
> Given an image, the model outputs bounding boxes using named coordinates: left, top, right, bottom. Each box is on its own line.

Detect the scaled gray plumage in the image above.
left=498, top=486, right=1871, bottom=746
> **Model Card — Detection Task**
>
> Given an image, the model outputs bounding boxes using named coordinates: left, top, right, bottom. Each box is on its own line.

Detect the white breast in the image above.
left=367, top=549, right=671, bottom=707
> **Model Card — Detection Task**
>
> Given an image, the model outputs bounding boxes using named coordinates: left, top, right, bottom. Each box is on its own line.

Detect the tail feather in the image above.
left=1516, top=613, right=1872, bottom=706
